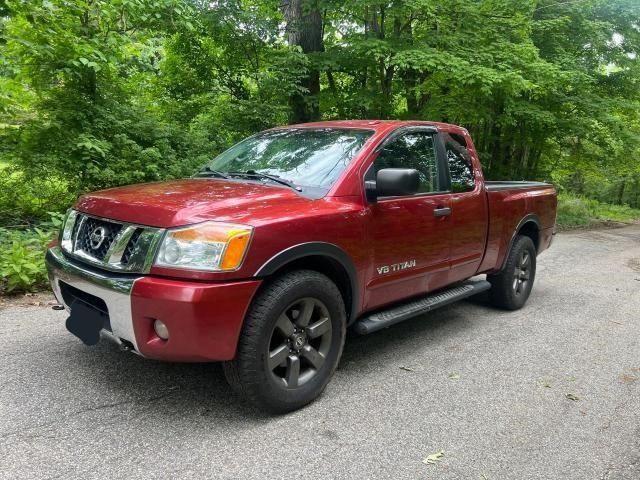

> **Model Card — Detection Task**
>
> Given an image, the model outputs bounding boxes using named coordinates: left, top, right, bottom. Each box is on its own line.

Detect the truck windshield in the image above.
left=199, top=128, right=373, bottom=190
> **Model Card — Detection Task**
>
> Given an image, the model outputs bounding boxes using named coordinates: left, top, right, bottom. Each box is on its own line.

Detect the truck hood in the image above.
left=75, top=179, right=314, bottom=228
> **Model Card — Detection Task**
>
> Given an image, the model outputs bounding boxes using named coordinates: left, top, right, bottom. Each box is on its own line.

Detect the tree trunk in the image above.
left=281, top=0, right=323, bottom=123
left=401, top=19, right=420, bottom=118
left=404, top=69, right=419, bottom=117
left=79, top=3, right=98, bottom=101
left=617, top=179, right=626, bottom=205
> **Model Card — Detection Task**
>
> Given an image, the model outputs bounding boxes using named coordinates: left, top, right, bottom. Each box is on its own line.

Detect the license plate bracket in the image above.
left=65, top=300, right=108, bottom=346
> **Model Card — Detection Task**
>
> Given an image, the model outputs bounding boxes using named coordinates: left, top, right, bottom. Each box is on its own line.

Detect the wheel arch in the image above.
left=500, top=214, right=541, bottom=270
left=254, top=243, right=359, bottom=323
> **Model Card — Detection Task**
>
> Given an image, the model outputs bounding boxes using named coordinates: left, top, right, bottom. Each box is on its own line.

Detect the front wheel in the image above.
left=224, top=270, right=346, bottom=413
left=488, top=235, right=537, bottom=310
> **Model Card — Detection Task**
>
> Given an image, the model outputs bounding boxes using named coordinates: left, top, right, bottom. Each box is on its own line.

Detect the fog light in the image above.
left=153, top=319, right=169, bottom=340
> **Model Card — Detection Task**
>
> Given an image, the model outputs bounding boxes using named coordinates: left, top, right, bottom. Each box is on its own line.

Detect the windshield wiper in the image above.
left=229, top=170, right=303, bottom=192
left=195, top=166, right=230, bottom=179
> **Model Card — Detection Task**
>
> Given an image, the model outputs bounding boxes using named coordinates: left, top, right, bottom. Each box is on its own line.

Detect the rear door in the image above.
left=363, top=128, right=453, bottom=311
left=442, top=132, right=488, bottom=283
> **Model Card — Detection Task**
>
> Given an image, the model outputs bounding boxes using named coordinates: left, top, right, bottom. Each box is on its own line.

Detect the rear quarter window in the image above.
left=444, top=133, right=475, bottom=193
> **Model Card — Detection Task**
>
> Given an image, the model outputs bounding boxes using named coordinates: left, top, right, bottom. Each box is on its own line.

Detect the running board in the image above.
left=353, top=279, right=491, bottom=335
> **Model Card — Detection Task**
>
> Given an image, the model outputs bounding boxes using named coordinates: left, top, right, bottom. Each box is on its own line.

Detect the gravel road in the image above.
left=1, top=226, right=639, bottom=479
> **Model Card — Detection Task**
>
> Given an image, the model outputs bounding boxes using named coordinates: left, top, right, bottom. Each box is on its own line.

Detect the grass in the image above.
left=557, top=193, right=640, bottom=228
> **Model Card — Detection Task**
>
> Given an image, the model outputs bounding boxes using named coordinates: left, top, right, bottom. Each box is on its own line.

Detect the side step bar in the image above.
left=353, top=279, right=491, bottom=335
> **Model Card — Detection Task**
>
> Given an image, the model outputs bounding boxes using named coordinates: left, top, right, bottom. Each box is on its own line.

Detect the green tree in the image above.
left=0, top=0, right=639, bottom=217
left=2, top=0, right=198, bottom=193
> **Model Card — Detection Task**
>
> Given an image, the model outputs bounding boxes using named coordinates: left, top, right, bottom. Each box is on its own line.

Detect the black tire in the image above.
left=488, top=235, right=537, bottom=310
left=223, top=270, right=346, bottom=413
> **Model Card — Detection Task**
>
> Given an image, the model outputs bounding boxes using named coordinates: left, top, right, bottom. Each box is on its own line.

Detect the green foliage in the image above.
left=557, top=193, right=640, bottom=227
left=0, top=213, right=61, bottom=293
left=0, top=165, right=74, bottom=223
left=1, top=0, right=205, bottom=194
left=1, top=0, right=638, bottom=210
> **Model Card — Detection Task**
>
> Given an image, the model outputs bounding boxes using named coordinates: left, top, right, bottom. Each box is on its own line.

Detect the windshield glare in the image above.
left=201, top=128, right=373, bottom=189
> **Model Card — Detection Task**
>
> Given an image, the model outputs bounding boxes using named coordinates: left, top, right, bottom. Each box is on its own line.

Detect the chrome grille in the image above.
left=121, top=229, right=142, bottom=265
left=76, top=217, right=123, bottom=260
left=61, top=211, right=164, bottom=273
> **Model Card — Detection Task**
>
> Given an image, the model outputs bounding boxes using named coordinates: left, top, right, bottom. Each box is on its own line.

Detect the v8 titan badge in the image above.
left=376, top=259, right=417, bottom=275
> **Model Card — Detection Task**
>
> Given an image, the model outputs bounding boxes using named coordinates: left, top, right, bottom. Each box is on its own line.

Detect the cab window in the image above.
left=373, top=132, right=440, bottom=194
left=445, top=133, right=475, bottom=193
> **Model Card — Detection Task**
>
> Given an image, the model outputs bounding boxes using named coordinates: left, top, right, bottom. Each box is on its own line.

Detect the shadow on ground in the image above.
left=55, top=295, right=495, bottom=421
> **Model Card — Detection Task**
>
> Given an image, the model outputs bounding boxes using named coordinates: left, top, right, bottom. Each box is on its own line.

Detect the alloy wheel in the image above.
left=512, top=250, right=531, bottom=296
left=267, top=298, right=332, bottom=388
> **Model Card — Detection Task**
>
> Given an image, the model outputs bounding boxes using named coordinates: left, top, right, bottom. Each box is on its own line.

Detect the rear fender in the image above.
left=499, top=214, right=541, bottom=271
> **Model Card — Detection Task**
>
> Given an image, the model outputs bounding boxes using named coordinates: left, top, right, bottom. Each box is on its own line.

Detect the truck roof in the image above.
left=285, top=119, right=466, bottom=134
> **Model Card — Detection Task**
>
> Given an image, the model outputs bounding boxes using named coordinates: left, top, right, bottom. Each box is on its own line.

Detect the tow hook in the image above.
left=52, top=304, right=65, bottom=311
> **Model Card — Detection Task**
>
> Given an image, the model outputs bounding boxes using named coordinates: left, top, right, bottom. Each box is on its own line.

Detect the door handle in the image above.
left=433, top=207, right=451, bottom=217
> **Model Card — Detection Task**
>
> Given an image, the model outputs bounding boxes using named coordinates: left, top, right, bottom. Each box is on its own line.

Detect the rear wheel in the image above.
left=488, top=235, right=537, bottom=310
left=224, top=270, right=346, bottom=413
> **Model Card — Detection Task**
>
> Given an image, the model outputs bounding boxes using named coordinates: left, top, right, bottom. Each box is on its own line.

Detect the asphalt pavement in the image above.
left=1, top=226, right=639, bottom=479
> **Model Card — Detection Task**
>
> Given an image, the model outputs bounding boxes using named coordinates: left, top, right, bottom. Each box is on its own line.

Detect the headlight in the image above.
left=154, top=221, right=253, bottom=271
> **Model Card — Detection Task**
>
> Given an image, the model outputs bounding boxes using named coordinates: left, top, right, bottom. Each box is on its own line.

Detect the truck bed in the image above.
left=478, top=181, right=557, bottom=274
left=485, top=181, right=552, bottom=191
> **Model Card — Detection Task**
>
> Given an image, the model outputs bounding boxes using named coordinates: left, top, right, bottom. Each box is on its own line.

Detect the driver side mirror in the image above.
left=366, top=168, right=420, bottom=202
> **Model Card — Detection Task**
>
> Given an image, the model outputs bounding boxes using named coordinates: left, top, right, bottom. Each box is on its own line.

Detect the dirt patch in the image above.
left=626, top=258, right=640, bottom=272
left=0, top=291, right=58, bottom=310
left=557, top=220, right=633, bottom=233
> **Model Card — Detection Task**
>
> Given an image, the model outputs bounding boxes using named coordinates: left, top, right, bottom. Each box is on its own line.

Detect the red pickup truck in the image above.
left=46, top=120, right=557, bottom=412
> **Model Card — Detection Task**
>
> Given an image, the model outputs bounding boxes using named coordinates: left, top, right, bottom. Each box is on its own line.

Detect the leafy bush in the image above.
left=0, top=166, right=75, bottom=224
left=557, top=193, right=640, bottom=227
left=557, top=195, right=593, bottom=227
left=0, top=213, right=63, bottom=294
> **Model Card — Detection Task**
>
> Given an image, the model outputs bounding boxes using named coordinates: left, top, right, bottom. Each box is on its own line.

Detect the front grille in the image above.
left=62, top=211, right=163, bottom=273
left=76, top=217, right=123, bottom=260
left=121, top=229, right=142, bottom=265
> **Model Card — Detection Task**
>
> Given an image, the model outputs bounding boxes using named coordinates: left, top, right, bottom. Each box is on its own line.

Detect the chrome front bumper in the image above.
left=46, top=246, right=141, bottom=351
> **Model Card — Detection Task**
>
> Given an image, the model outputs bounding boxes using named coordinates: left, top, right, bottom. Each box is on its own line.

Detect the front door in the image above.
left=364, top=129, right=452, bottom=311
